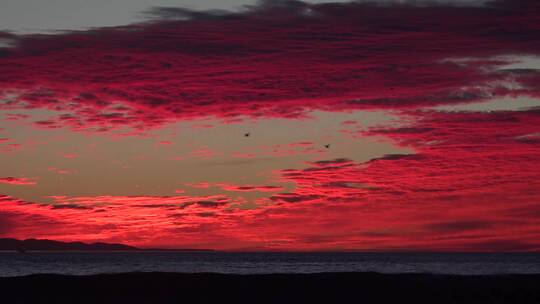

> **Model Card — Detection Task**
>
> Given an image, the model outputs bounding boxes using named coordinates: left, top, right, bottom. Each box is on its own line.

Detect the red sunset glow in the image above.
left=0, top=0, right=539, bottom=251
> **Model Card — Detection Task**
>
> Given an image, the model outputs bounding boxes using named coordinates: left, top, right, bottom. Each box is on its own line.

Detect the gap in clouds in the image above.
left=432, top=96, right=540, bottom=112
left=0, top=108, right=407, bottom=208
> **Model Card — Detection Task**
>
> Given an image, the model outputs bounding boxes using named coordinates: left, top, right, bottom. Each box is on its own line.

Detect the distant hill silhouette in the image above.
left=0, top=238, right=213, bottom=252
left=0, top=238, right=138, bottom=252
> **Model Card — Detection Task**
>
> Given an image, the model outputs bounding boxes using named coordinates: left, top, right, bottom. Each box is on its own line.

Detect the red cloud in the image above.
left=0, top=194, right=244, bottom=247
left=0, top=0, right=539, bottom=251
left=261, top=109, right=540, bottom=250
left=0, top=1, right=539, bottom=133
left=218, top=183, right=284, bottom=192
left=0, top=177, right=36, bottom=186
left=4, top=114, right=29, bottom=121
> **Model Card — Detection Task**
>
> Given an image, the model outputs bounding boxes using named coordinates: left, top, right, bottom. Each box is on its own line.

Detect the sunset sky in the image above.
left=0, top=0, right=539, bottom=251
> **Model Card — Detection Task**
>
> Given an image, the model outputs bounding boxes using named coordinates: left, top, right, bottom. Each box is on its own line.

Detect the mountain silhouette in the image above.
left=0, top=238, right=138, bottom=252
left=0, top=238, right=214, bottom=252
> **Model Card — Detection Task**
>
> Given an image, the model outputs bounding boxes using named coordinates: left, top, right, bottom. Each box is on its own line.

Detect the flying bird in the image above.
left=244, top=133, right=250, bottom=137
left=324, top=144, right=331, bottom=149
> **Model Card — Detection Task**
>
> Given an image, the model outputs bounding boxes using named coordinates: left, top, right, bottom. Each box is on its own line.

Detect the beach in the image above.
left=1, top=272, right=539, bottom=303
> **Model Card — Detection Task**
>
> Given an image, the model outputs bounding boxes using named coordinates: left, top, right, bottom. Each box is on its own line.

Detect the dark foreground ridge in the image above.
left=1, top=272, right=539, bottom=304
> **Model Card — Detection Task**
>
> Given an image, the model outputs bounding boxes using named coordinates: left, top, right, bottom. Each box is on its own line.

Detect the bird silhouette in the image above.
left=244, top=133, right=250, bottom=137
left=324, top=144, right=330, bottom=149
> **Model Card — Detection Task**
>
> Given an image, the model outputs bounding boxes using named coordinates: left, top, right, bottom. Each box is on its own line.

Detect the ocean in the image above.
left=0, top=252, right=539, bottom=277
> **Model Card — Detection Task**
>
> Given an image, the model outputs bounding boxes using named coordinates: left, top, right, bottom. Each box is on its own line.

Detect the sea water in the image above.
left=0, top=252, right=539, bottom=277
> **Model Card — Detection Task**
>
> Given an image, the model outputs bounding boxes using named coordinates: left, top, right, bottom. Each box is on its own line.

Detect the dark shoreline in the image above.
left=1, top=272, right=540, bottom=303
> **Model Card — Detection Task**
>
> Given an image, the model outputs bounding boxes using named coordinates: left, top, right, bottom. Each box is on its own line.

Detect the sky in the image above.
left=0, top=0, right=539, bottom=251
left=0, top=0, right=355, bottom=33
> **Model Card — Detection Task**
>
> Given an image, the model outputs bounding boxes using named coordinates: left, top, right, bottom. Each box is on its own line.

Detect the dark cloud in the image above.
left=132, top=204, right=178, bottom=209
left=196, top=201, right=228, bottom=208
left=368, top=154, right=424, bottom=162
left=321, top=182, right=366, bottom=189
left=463, top=239, right=540, bottom=252
left=424, top=220, right=492, bottom=233
left=487, top=0, right=540, bottom=9
left=219, top=184, right=284, bottom=192
left=51, top=204, right=92, bottom=210
left=0, top=177, right=36, bottom=185
left=353, top=0, right=489, bottom=7
left=0, top=49, right=11, bottom=58
left=0, top=212, right=15, bottom=236
left=270, top=193, right=323, bottom=203
left=180, top=200, right=228, bottom=209
left=0, top=1, right=539, bottom=132
left=143, top=7, right=235, bottom=21
left=311, top=158, right=353, bottom=167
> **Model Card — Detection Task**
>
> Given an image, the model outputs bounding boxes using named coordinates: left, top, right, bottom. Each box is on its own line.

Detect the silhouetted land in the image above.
left=0, top=238, right=213, bottom=252
left=1, top=272, right=539, bottom=303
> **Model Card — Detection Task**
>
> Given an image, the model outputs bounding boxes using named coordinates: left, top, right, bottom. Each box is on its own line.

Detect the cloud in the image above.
left=4, top=113, right=29, bottom=121
left=0, top=0, right=539, bottom=251
left=218, top=183, right=284, bottom=192
left=310, top=158, right=353, bottom=167
left=270, top=193, right=323, bottom=203
left=247, top=107, right=540, bottom=250
left=288, top=141, right=314, bottom=147
left=423, top=220, right=492, bottom=233
left=0, top=0, right=539, bottom=132
left=0, top=212, right=15, bottom=235
left=0, top=194, right=241, bottom=246
left=459, top=239, right=540, bottom=252
left=143, top=7, right=234, bottom=21
left=367, top=154, right=424, bottom=162
left=193, top=201, right=228, bottom=208
left=51, top=204, right=92, bottom=210
left=0, top=177, right=36, bottom=186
